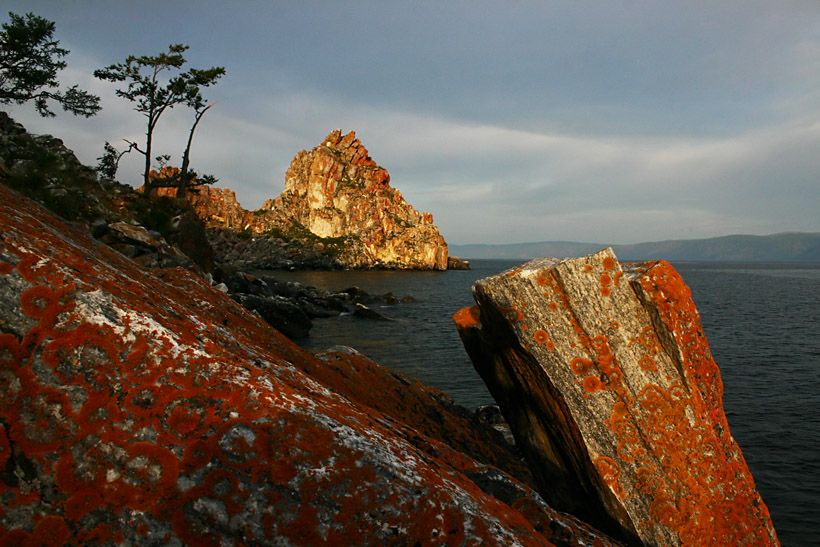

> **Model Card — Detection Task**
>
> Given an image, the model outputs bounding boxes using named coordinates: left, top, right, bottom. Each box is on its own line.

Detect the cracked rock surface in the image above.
left=455, top=250, right=780, bottom=546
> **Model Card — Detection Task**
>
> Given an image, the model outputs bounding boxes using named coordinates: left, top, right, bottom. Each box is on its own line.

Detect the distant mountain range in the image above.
left=449, top=232, right=820, bottom=263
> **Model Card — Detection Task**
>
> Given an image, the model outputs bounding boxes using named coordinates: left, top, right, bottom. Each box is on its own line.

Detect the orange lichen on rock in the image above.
left=457, top=248, right=780, bottom=546
left=0, top=184, right=623, bottom=546
left=570, top=357, right=594, bottom=376
left=499, top=305, right=526, bottom=324
left=638, top=354, right=658, bottom=373
left=594, top=457, right=625, bottom=501
left=582, top=376, right=605, bottom=394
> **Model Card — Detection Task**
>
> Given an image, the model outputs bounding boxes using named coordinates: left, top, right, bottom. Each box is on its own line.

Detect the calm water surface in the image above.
left=272, top=260, right=820, bottom=546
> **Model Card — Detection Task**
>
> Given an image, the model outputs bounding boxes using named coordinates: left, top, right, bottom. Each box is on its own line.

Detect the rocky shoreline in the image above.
left=87, top=220, right=421, bottom=338
left=0, top=180, right=621, bottom=545
left=0, top=112, right=778, bottom=545
left=162, top=129, right=453, bottom=271
left=213, top=266, right=416, bottom=338
left=0, top=112, right=456, bottom=340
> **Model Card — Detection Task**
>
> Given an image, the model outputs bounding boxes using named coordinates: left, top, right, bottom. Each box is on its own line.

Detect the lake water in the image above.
left=271, top=259, right=820, bottom=546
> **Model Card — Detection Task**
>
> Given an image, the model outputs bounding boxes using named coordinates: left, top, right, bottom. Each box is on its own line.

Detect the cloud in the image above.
left=343, top=110, right=820, bottom=245
left=9, top=76, right=819, bottom=245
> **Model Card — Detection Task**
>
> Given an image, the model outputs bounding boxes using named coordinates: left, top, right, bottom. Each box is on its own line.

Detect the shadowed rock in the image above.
left=305, top=346, right=534, bottom=488
left=353, top=302, right=393, bottom=321
left=230, top=293, right=313, bottom=338
left=0, top=183, right=622, bottom=546
left=454, top=249, right=780, bottom=546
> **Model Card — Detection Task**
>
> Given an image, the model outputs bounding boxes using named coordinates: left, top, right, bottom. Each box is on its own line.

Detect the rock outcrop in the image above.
left=0, top=111, right=106, bottom=224
left=0, top=183, right=622, bottom=545
left=171, top=130, right=450, bottom=270
left=449, top=255, right=472, bottom=270
left=260, top=130, right=448, bottom=269
left=213, top=268, right=420, bottom=339
left=184, top=184, right=251, bottom=232
left=0, top=114, right=217, bottom=276
left=454, top=249, right=779, bottom=546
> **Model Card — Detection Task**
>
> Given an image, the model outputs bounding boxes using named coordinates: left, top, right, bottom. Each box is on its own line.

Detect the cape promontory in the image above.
left=181, top=130, right=449, bottom=270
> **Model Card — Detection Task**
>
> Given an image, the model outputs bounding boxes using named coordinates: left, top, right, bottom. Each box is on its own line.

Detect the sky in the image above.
left=4, top=1, right=820, bottom=245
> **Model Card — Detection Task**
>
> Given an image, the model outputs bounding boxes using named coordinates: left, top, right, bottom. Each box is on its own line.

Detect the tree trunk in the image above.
left=143, top=119, right=154, bottom=194
left=177, top=103, right=212, bottom=199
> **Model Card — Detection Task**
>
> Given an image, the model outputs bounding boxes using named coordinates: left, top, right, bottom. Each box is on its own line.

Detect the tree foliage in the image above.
left=0, top=11, right=101, bottom=117
left=95, top=140, right=137, bottom=180
left=94, top=44, right=224, bottom=194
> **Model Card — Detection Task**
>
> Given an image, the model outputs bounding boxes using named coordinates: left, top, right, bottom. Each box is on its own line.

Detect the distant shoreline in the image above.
left=449, top=232, right=820, bottom=263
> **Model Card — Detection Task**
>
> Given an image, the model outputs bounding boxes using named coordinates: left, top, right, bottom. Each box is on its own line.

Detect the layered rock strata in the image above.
left=454, top=249, right=779, bottom=546
left=0, top=183, right=621, bottom=545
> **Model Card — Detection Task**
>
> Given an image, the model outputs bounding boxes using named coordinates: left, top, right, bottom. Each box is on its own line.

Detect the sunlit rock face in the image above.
left=260, top=129, right=448, bottom=270
left=454, top=249, right=780, bottom=546
left=186, top=185, right=250, bottom=231
left=163, top=131, right=449, bottom=270
left=0, top=183, right=621, bottom=546
left=150, top=169, right=253, bottom=232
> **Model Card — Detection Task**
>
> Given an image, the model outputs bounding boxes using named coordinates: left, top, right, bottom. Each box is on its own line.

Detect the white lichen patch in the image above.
left=105, top=468, right=120, bottom=483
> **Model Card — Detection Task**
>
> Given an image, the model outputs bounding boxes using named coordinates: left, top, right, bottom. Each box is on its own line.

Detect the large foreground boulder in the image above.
left=0, top=184, right=621, bottom=545
left=454, top=250, right=779, bottom=546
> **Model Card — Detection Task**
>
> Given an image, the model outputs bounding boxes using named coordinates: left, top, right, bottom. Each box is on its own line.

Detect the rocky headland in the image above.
left=0, top=113, right=435, bottom=337
left=172, top=129, right=451, bottom=271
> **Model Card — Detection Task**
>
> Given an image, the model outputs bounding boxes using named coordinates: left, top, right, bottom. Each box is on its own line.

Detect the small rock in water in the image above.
left=353, top=303, right=393, bottom=321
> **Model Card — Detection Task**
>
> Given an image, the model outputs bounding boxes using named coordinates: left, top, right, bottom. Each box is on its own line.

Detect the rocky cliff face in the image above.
left=174, top=130, right=449, bottom=270
left=153, top=177, right=341, bottom=270
left=185, top=184, right=251, bottom=231
left=259, top=130, right=448, bottom=269
left=0, top=183, right=619, bottom=545
left=454, top=250, right=780, bottom=546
